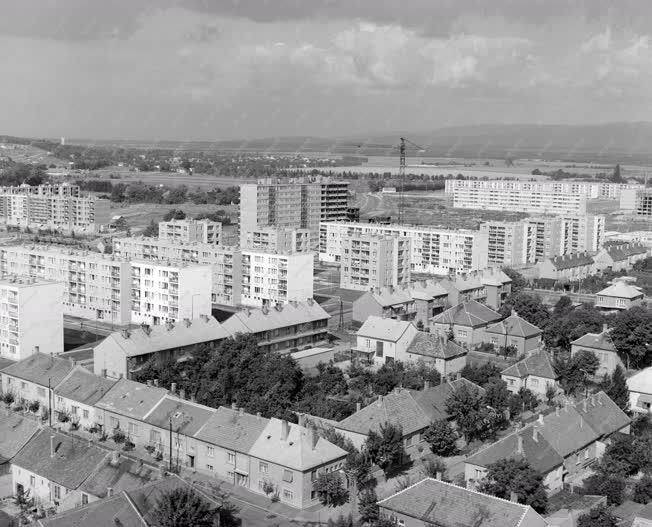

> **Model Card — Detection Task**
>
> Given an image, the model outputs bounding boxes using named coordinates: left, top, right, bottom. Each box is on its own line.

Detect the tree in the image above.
left=422, top=420, right=458, bottom=456
left=447, top=325, right=455, bottom=342
left=545, top=384, right=557, bottom=405
left=583, top=474, right=626, bottom=505
left=633, top=475, right=652, bottom=504
left=163, top=208, right=186, bottom=221
left=416, top=320, right=424, bottom=331
left=358, top=489, right=380, bottom=524
left=421, top=457, right=447, bottom=480
left=152, top=487, right=218, bottom=527
left=598, top=433, right=648, bottom=477
left=14, top=486, right=33, bottom=524
left=499, top=292, right=549, bottom=328
left=604, top=365, right=629, bottom=411
left=365, top=422, right=405, bottom=474
left=484, top=381, right=511, bottom=414
left=478, top=459, right=548, bottom=513
left=554, top=350, right=599, bottom=396
left=503, top=268, right=528, bottom=294
left=446, top=384, right=501, bottom=442
left=610, top=306, right=652, bottom=368
left=577, top=505, right=618, bottom=527
left=143, top=220, right=159, bottom=237
left=552, top=296, right=574, bottom=318
left=460, top=363, right=502, bottom=387
left=610, top=163, right=625, bottom=183
left=313, top=472, right=349, bottom=507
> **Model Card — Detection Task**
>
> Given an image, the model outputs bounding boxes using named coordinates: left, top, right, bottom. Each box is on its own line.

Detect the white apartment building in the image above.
left=0, top=276, right=63, bottom=360
left=319, top=221, right=488, bottom=275
left=340, top=234, right=410, bottom=291
left=158, top=218, right=222, bottom=244
left=0, top=245, right=132, bottom=325
left=241, top=227, right=311, bottom=253
left=130, top=261, right=212, bottom=326
left=621, top=188, right=652, bottom=217
left=113, top=237, right=240, bottom=306
left=241, top=250, right=313, bottom=307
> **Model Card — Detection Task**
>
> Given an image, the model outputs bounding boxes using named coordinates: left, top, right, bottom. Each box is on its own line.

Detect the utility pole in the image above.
left=339, top=297, right=344, bottom=330
left=169, top=417, right=173, bottom=472
left=48, top=378, right=52, bottom=427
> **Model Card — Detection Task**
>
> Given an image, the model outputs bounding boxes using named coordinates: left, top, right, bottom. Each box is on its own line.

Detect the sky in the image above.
left=1, top=0, right=652, bottom=141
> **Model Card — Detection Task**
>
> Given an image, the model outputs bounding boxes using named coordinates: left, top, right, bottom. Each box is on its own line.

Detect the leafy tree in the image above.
left=365, top=422, right=405, bottom=474
left=499, top=292, right=550, bottom=328
left=313, top=472, right=349, bottom=507
left=516, top=387, right=539, bottom=412
left=477, top=458, right=548, bottom=513
left=327, top=514, right=354, bottom=527
left=634, top=475, right=652, bottom=504
left=152, top=487, right=218, bottom=527
left=371, top=519, right=398, bottom=527
left=544, top=304, right=605, bottom=349
left=554, top=350, right=599, bottom=396
left=358, top=489, right=380, bottom=524
left=484, top=381, right=511, bottom=414
left=610, top=163, right=624, bottom=183
left=14, top=486, right=33, bottom=524
left=163, top=208, right=186, bottom=221
left=583, top=474, right=626, bottom=505
left=422, top=420, right=458, bottom=456
left=598, top=433, right=648, bottom=477
left=502, top=268, right=528, bottom=294
left=604, top=365, right=629, bottom=411
left=421, top=457, right=447, bottom=480
left=446, top=384, right=501, bottom=442
left=545, top=384, right=557, bottom=405
left=552, top=296, right=574, bottom=318
left=610, top=306, right=652, bottom=368
left=447, top=326, right=456, bottom=342
left=577, top=505, right=618, bottom=527
left=143, top=220, right=159, bottom=237
left=460, top=363, right=502, bottom=387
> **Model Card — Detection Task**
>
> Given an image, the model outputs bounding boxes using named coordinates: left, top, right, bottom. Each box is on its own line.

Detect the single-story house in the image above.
left=593, top=243, right=649, bottom=273
left=501, top=351, right=560, bottom=399
left=430, top=300, right=502, bottom=347
left=404, top=332, right=467, bottom=377
left=537, top=252, right=595, bottom=281
left=353, top=316, right=419, bottom=366
left=595, top=281, right=645, bottom=311
left=571, top=325, right=625, bottom=378
left=483, top=311, right=542, bottom=355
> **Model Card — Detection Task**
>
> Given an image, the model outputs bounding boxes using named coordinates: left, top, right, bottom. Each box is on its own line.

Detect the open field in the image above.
left=0, top=142, right=63, bottom=165
left=79, top=167, right=247, bottom=190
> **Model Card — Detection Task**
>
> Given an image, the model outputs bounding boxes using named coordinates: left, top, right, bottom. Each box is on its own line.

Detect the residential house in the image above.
left=466, top=392, right=631, bottom=494
left=54, top=366, right=116, bottom=430
left=221, top=300, right=330, bottom=354
left=430, top=300, right=502, bottom=347
left=483, top=311, right=542, bottom=355
left=93, top=315, right=232, bottom=380
left=593, top=243, right=649, bottom=272
left=353, top=316, right=419, bottom=365
left=0, top=412, right=40, bottom=475
left=571, top=325, right=625, bottom=377
left=378, top=477, right=549, bottom=527
left=407, top=378, right=486, bottom=423
left=537, top=252, right=595, bottom=281
left=627, top=367, right=652, bottom=414
left=632, top=502, right=652, bottom=527
left=439, top=268, right=512, bottom=311
left=595, top=281, right=645, bottom=310
left=404, top=332, right=467, bottom=377
left=545, top=494, right=607, bottom=527
left=501, top=351, right=559, bottom=398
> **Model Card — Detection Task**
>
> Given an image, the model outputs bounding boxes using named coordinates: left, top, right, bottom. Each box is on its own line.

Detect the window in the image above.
left=405, top=435, right=413, bottom=447
left=206, top=465, right=214, bottom=471
left=83, top=409, right=89, bottom=419
left=71, top=406, right=79, bottom=416
left=227, top=452, right=235, bottom=464
left=283, top=469, right=293, bottom=483
left=37, top=387, right=46, bottom=397
left=207, top=446, right=214, bottom=457
left=311, top=490, right=317, bottom=500
left=30, top=475, right=35, bottom=487
left=311, top=470, right=317, bottom=482
left=82, top=493, right=88, bottom=505
left=283, top=489, right=293, bottom=501
left=21, top=381, right=26, bottom=390
left=174, top=437, right=181, bottom=449
left=110, top=417, right=119, bottom=429
left=54, top=485, right=61, bottom=500
left=259, top=462, right=268, bottom=474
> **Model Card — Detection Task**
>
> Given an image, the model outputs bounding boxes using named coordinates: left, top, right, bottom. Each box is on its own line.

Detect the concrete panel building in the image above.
left=241, top=227, right=311, bottom=253
left=621, top=188, right=652, bottom=217
left=158, top=218, right=222, bottom=244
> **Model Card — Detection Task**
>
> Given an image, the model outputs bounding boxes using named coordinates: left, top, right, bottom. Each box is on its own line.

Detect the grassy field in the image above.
left=0, top=142, right=63, bottom=165
left=88, top=167, right=247, bottom=190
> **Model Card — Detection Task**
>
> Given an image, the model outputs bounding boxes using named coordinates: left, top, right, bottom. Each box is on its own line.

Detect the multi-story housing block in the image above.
left=130, top=261, right=212, bottom=326
left=113, top=237, right=241, bottom=306
left=241, top=227, right=311, bottom=253
left=0, top=244, right=132, bottom=325
left=320, top=221, right=488, bottom=275
left=621, top=187, right=652, bottom=217
left=339, top=234, right=410, bottom=291
left=0, top=276, right=63, bottom=360
left=158, top=218, right=222, bottom=244
left=240, top=250, right=313, bottom=307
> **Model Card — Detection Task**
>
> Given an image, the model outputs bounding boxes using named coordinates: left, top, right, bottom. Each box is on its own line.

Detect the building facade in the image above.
left=241, top=227, right=311, bottom=253
left=158, top=218, right=222, bottom=244
left=621, top=188, right=652, bottom=217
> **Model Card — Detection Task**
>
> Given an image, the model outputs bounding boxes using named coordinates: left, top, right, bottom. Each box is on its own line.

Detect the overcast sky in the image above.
left=1, top=0, right=651, bottom=141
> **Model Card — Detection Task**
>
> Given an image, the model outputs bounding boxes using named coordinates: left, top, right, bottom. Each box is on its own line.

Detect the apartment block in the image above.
left=130, top=261, right=212, bottom=326
left=479, top=221, right=529, bottom=267
left=241, top=226, right=311, bottom=253
left=319, top=221, right=488, bottom=275
left=239, top=177, right=348, bottom=244
left=0, top=244, right=132, bottom=324
left=621, top=188, right=652, bottom=217
left=339, top=234, right=410, bottom=291
left=241, top=250, right=313, bottom=307
left=158, top=218, right=222, bottom=244
left=0, top=184, right=110, bottom=232
left=113, top=237, right=241, bottom=306
left=0, top=276, right=63, bottom=361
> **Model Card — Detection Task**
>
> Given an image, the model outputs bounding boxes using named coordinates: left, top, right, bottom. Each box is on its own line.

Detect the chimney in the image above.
left=510, top=492, right=519, bottom=503
left=435, top=471, right=442, bottom=481
left=107, top=487, right=113, bottom=498
left=580, top=416, right=583, bottom=429
left=538, top=414, right=544, bottom=425
left=555, top=406, right=560, bottom=417
left=377, top=395, right=383, bottom=407
left=532, top=427, right=539, bottom=442
left=146, top=380, right=153, bottom=387
left=50, top=435, right=56, bottom=458
left=424, top=380, right=431, bottom=390
left=169, top=382, right=175, bottom=394
left=517, top=435, right=524, bottom=454
left=281, top=420, right=290, bottom=441
left=311, top=428, right=318, bottom=451
left=298, top=414, right=305, bottom=427
left=153, top=379, right=159, bottom=387
left=356, top=402, right=361, bottom=412
left=231, top=402, right=237, bottom=410
left=456, top=372, right=462, bottom=381
left=179, top=389, right=186, bottom=400
left=111, top=451, right=120, bottom=465
left=583, top=399, right=587, bottom=412
left=602, top=323, right=608, bottom=333
left=34, top=345, right=39, bottom=355
left=256, top=412, right=261, bottom=420
left=239, top=407, right=244, bottom=417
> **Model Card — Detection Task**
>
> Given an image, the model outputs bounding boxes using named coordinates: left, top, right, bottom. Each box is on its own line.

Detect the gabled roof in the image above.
left=571, top=329, right=617, bottom=352
left=409, top=378, right=485, bottom=422
left=221, top=300, right=330, bottom=335
left=362, top=280, right=448, bottom=307
left=95, top=377, right=168, bottom=420
left=144, top=395, right=215, bottom=436
left=627, top=367, right=652, bottom=395
left=12, top=429, right=107, bottom=489
left=357, top=316, right=415, bottom=342
left=548, top=252, right=594, bottom=270
left=38, top=495, right=142, bottom=527
left=407, top=332, right=467, bottom=359
left=79, top=455, right=159, bottom=499
left=501, top=351, right=557, bottom=381
left=95, top=316, right=231, bottom=358
left=575, top=391, right=631, bottom=438
left=603, top=243, right=649, bottom=262
left=0, top=413, right=40, bottom=463
left=194, top=406, right=269, bottom=453
left=378, top=477, right=541, bottom=527
left=485, top=312, right=542, bottom=338
left=1, top=352, right=73, bottom=388
left=249, top=418, right=347, bottom=471
left=432, top=300, right=502, bottom=328
left=596, top=281, right=644, bottom=299
left=54, top=366, right=116, bottom=406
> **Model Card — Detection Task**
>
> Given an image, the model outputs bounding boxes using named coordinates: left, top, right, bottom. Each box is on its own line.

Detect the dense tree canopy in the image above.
left=445, top=384, right=502, bottom=442
left=478, top=458, right=548, bottom=513
left=365, top=423, right=405, bottom=475
left=152, top=487, right=218, bottom=527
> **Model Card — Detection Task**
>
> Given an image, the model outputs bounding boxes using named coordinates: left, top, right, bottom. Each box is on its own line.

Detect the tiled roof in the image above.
left=221, top=300, right=330, bottom=335
left=432, top=300, right=502, bottom=328
left=12, top=429, right=107, bottom=489
left=368, top=280, right=449, bottom=306
left=575, top=391, right=631, bottom=438
left=79, top=455, right=159, bottom=499
left=596, top=281, right=644, bottom=299
left=627, top=367, right=652, bottom=395
left=571, top=329, right=617, bottom=352
left=485, top=312, right=542, bottom=338
left=501, top=351, right=557, bottom=380
left=54, top=367, right=116, bottom=406
left=249, top=418, right=347, bottom=471
left=409, top=379, right=485, bottom=422
left=96, top=316, right=231, bottom=358
left=378, top=477, right=537, bottom=527
left=549, top=252, right=594, bottom=270
left=38, top=495, right=143, bottom=527
left=635, top=502, right=652, bottom=522
left=604, top=243, right=648, bottom=262
left=357, top=316, right=415, bottom=342
left=194, top=406, right=269, bottom=453
left=1, top=352, right=73, bottom=388
left=144, top=395, right=215, bottom=437
left=95, top=377, right=168, bottom=420
left=0, top=413, right=40, bottom=463
left=407, top=332, right=467, bottom=359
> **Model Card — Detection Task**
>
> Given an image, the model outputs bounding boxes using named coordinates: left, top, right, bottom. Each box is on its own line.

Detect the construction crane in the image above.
left=398, top=137, right=425, bottom=224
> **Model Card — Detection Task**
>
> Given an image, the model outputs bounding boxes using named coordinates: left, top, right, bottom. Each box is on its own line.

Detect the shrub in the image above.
left=123, top=440, right=135, bottom=452
left=28, top=400, right=40, bottom=413
left=262, top=480, right=275, bottom=496
left=57, top=411, right=70, bottom=423
left=1, top=392, right=15, bottom=406
left=144, top=445, right=155, bottom=454
left=112, top=429, right=126, bottom=444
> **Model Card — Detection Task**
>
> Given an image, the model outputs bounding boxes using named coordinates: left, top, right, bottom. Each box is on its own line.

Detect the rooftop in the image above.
left=501, top=351, right=557, bottom=381
left=603, top=243, right=649, bottom=261
left=548, top=252, right=594, bottom=270
left=54, top=367, right=116, bottom=406
left=144, top=395, right=215, bottom=437
left=407, top=332, right=467, bottom=359
left=596, top=281, right=644, bottom=299
left=0, top=412, right=40, bottom=463
left=194, top=406, right=270, bottom=453
left=431, top=300, right=502, bottom=328
left=627, top=367, right=652, bottom=394
left=221, top=300, right=330, bottom=335
left=356, top=316, right=415, bottom=342
left=80, top=455, right=159, bottom=499
left=95, top=377, right=168, bottom=420
left=1, top=352, right=73, bottom=388
left=38, top=494, right=142, bottom=527
left=571, top=328, right=618, bottom=352
left=485, top=311, right=542, bottom=338
left=409, top=378, right=486, bottom=422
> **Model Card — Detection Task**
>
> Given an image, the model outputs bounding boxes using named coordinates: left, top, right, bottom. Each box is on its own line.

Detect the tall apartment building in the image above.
left=239, top=177, right=348, bottom=244
left=621, top=188, right=652, bottom=217
left=0, top=276, right=63, bottom=360
left=320, top=221, right=488, bottom=275
left=340, top=234, right=410, bottom=291
left=130, top=261, right=212, bottom=326
left=0, top=184, right=110, bottom=232
left=0, top=245, right=132, bottom=324
left=241, top=250, right=314, bottom=307
left=241, top=227, right=311, bottom=253
left=158, top=218, right=222, bottom=244
left=113, top=237, right=241, bottom=306
left=480, top=221, right=529, bottom=267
